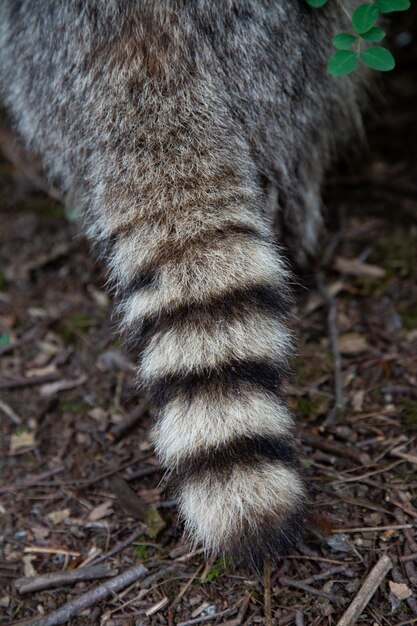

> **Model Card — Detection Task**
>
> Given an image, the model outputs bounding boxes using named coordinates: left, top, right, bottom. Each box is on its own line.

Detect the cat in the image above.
left=0, top=0, right=365, bottom=568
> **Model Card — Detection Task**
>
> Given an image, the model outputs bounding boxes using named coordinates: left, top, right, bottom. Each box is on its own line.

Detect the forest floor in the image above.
left=1, top=16, right=417, bottom=626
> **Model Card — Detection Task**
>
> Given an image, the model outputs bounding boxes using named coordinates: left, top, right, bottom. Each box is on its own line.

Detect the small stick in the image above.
left=286, top=555, right=347, bottom=565
left=263, top=560, right=273, bottom=626
left=87, top=525, right=143, bottom=566
left=302, top=432, right=369, bottom=465
left=25, top=564, right=148, bottom=626
left=66, top=454, right=148, bottom=488
left=125, top=466, right=159, bottom=481
left=316, top=272, right=345, bottom=426
left=170, top=565, right=204, bottom=611
left=145, top=597, right=169, bottom=616
left=0, top=325, right=39, bottom=357
left=382, top=385, right=417, bottom=398
left=177, top=607, right=238, bottom=626
left=108, top=403, right=147, bottom=442
left=279, top=577, right=340, bottom=604
left=276, top=615, right=299, bottom=626
left=390, top=448, right=417, bottom=466
left=336, top=554, right=392, bottom=626
left=295, top=611, right=305, bottom=626
left=0, top=465, right=65, bottom=495
left=0, top=373, right=58, bottom=390
left=24, top=547, right=80, bottom=557
left=388, top=499, right=417, bottom=519
left=401, top=553, right=417, bottom=563
left=141, top=565, right=178, bottom=589
left=299, top=564, right=350, bottom=585
left=0, top=399, right=21, bottom=424
left=332, top=459, right=404, bottom=484
left=333, top=524, right=412, bottom=534
left=218, top=593, right=251, bottom=626
left=15, top=563, right=117, bottom=595
left=394, top=510, right=417, bottom=552
left=200, top=557, right=216, bottom=582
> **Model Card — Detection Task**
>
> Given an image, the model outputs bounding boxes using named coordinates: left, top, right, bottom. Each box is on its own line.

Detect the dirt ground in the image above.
left=1, top=14, right=417, bottom=626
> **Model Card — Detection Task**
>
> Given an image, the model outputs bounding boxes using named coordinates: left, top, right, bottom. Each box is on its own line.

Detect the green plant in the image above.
left=205, top=557, right=230, bottom=581
left=304, top=0, right=411, bottom=75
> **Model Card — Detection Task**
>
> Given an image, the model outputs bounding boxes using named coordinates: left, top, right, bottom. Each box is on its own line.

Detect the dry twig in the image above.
left=300, top=564, right=350, bottom=585
left=177, top=607, right=238, bottom=626
left=336, top=554, right=392, bottom=626
left=25, top=563, right=148, bottom=626
left=279, top=576, right=341, bottom=604
left=390, top=447, right=417, bottom=466
left=303, top=431, right=370, bottom=465
left=316, top=272, right=345, bottom=426
left=218, top=594, right=251, bottom=626
left=0, top=465, right=65, bottom=496
left=107, top=403, right=148, bottom=441
left=333, top=524, right=412, bottom=534
left=15, top=563, right=117, bottom=595
left=0, top=373, right=59, bottom=390
left=263, top=560, right=273, bottom=626
left=88, top=525, right=144, bottom=566
left=0, top=325, right=39, bottom=357
left=170, top=565, right=204, bottom=611
left=0, top=398, right=21, bottom=424
left=295, top=611, right=305, bottom=626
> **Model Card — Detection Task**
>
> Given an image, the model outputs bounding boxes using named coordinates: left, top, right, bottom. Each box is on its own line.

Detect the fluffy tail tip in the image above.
left=177, top=460, right=307, bottom=570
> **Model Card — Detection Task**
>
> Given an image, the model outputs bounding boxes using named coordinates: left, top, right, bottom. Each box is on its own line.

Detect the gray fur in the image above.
left=0, top=1, right=366, bottom=564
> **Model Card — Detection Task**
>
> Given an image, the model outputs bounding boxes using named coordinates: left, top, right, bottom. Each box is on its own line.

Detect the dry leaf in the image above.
left=406, top=329, right=417, bottom=342
left=88, top=501, right=114, bottom=521
left=47, top=508, right=71, bottom=525
left=39, top=376, right=87, bottom=396
left=23, top=555, right=37, bottom=577
left=36, top=340, right=61, bottom=356
left=389, top=581, right=412, bottom=601
left=352, top=390, right=365, bottom=412
left=87, top=285, right=109, bottom=308
left=88, top=408, right=107, bottom=422
left=305, top=281, right=344, bottom=314
left=326, top=534, right=355, bottom=554
left=25, top=365, right=57, bottom=378
left=381, top=529, right=397, bottom=542
left=32, top=527, right=50, bottom=541
left=339, top=333, right=369, bottom=355
left=109, top=476, right=148, bottom=519
left=97, top=349, right=135, bottom=373
left=10, top=431, right=35, bottom=454
left=334, top=256, right=386, bottom=278
left=191, top=602, right=211, bottom=618
left=139, top=487, right=164, bottom=504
